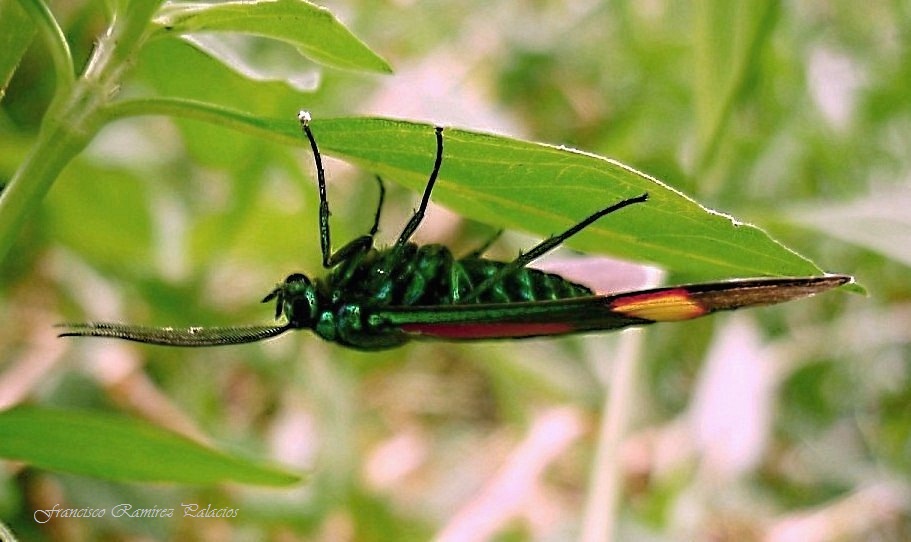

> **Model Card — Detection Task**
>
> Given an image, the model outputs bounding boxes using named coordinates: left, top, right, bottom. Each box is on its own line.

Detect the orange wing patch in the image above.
left=609, top=288, right=708, bottom=322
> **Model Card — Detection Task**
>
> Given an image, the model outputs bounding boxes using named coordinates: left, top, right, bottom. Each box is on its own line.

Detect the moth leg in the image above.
left=395, top=126, right=445, bottom=246
left=298, top=111, right=338, bottom=268
left=322, top=176, right=387, bottom=267
left=463, top=193, right=648, bottom=302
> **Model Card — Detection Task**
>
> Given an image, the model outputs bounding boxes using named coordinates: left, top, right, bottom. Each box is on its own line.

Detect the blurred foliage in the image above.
left=1, top=0, right=909, bottom=541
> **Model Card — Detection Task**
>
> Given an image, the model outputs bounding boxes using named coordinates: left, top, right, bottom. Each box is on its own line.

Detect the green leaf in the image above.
left=103, top=101, right=833, bottom=280
left=132, top=37, right=309, bottom=135
left=153, top=0, right=391, bottom=73
left=0, top=0, right=36, bottom=102
left=0, top=407, right=301, bottom=486
left=309, top=118, right=828, bottom=280
left=692, top=0, right=779, bottom=171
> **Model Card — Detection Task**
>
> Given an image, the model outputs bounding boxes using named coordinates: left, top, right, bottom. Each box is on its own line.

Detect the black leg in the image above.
left=395, top=126, right=445, bottom=246
left=300, top=112, right=392, bottom=268
left=369, top=176, right=386, bottom=237
left=318, top=176, right=388, bottom=267
left=510, top=193, right=648, bottom=268
left=463, top=193, right=649, bottom=302
left=298, top=111, right=335, bottom=268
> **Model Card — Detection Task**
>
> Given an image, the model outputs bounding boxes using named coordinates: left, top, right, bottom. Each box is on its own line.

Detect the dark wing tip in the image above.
left=827, top=273, right=854, bottom=287
left=688, top=274, right=854, bottom=314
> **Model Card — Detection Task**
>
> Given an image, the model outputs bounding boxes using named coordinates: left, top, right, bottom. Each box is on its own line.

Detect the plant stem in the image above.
left=0, top=0, right=163, bottom=262
left=15, top=0, right=75, bottom=95
left=580, top=329, right=647, bottom=542
left=102, top=97, right=296, bottom=144
left=0, top=117, right=90, bottom=258
left=0, top=0, right=37, bottom=100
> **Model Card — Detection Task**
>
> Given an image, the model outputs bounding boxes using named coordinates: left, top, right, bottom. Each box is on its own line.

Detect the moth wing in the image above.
left=372, top=275, right=851, bottom=341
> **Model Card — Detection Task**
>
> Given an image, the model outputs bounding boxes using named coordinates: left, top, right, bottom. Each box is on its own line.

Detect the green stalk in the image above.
left=580, top=330, right=646, bottom=542
left=14, top=0, right=75, bottom=95
left=1, top=0, right=38, bottom=101
left=101, top=97, right=294, bottom=144
left=0, top=118, right=90, bottom=256
left=0, top=0, right=163, bottom=262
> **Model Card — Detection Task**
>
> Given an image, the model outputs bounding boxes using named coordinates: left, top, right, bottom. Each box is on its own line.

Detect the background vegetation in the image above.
left=1, top=0, right=908, bottom=540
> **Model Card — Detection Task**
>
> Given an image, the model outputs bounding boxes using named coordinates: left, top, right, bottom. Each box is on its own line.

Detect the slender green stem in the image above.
left=0, top=0, right=164, bottom=262
left=16, top=0, right=75, bottom=95
left=0, top=120, right=91, bottom=257
left=102, top=97, right=300, bottom=145
left=82, top=0, right=163, bottom=81
left=0, top=0, right=37, bottom=101
left=580, top=329, right=648, bottom=542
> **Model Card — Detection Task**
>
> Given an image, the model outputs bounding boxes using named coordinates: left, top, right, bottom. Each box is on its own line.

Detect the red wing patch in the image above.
left=608, top=288, right=707, bottom=322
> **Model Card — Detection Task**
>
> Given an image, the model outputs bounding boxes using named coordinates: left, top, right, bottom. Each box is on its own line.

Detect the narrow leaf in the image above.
left=308, top=117, right=828, bottom=280
left=692, top=0, right=779, bottom=171
left=104, top=101, right=835, bottom=280
left=0, top=407, right=300, bottom=486
left=154, top=0, right=391, bottom=73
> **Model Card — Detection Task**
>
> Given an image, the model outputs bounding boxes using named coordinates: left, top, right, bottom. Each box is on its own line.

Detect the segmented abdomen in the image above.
left=457, top=257, right=592, bottom=303
left=329, top=243, right=592, bottom=307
